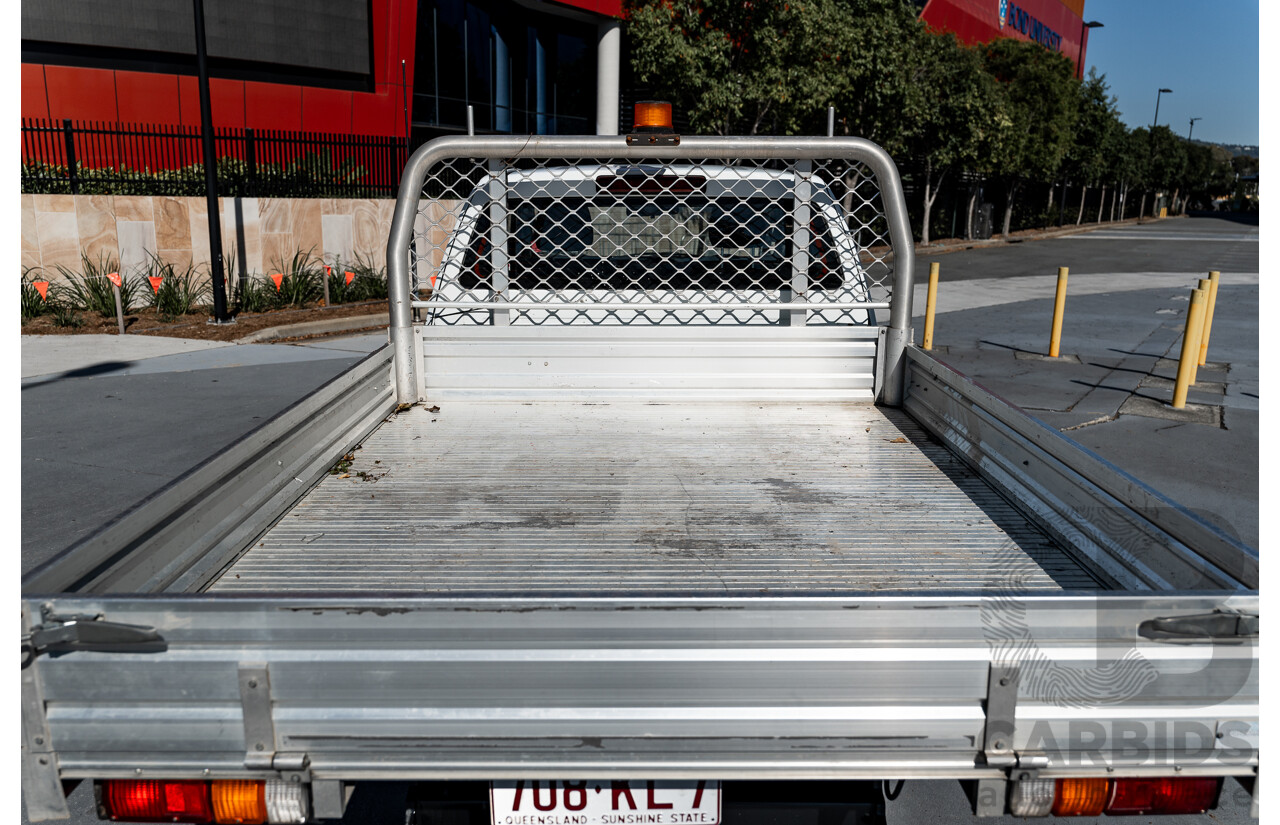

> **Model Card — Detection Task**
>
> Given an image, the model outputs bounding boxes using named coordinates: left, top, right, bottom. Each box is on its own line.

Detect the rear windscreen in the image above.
left=457, top=197, right=844, bottom=291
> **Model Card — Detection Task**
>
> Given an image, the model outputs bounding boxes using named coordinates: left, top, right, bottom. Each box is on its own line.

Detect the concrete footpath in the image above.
left=20, top=332, right=387, bottom=572
left=912, top=275, right=1258, bottom=548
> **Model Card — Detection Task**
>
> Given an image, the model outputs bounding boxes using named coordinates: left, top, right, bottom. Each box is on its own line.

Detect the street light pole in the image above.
left=1152, top=87, right=1172, bottom=129
left=193, top=0, right=230, bottom=323
left=1076, top=20, right=1103, bottom=80
left=1187, top=117, right=1201, bottom=142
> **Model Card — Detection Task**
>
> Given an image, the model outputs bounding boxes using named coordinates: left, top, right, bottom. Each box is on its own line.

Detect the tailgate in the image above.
left=22, top=592, right=1258, bottom=799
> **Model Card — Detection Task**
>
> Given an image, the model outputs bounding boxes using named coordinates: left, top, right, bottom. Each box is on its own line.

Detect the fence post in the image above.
left=62, top=119, right=79, bottom=195
left=245, top=128, right=257, bottom=197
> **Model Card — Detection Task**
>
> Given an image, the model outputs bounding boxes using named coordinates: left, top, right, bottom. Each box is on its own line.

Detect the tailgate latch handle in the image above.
left=22, top=605, right=164, bottom=665
left=1139, top=611, right=1259, bottom=644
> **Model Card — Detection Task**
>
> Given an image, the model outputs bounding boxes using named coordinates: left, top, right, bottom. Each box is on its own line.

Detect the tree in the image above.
left=981, top=38, right=1078, bottom=235
left=1064, top=69, right=1122, bottom=224
left=625, top=0, right=862, bottom=136
left=1146, top=125, right=1188, bottom=214
left=826, top=0, right=934, bottom=156
left=908, top=31, right=1005, bottom=244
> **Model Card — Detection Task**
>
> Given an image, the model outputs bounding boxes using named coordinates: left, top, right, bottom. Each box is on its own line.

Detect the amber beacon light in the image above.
left=627, top=101, right=679, bottom=145
left=634, top=101, right=673, bottom=130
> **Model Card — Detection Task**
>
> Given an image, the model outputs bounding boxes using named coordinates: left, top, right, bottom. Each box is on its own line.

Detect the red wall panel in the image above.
left=376, top=0, right=395, bottom=86
left=213, top=79, right=247, bottom=129
left=353, top=84, right=403, bottom=136
left=45, top=65, right=119, bottom=122
left=554, top=0, right=622, bottom=17
left=115, top=70, right=181, bottom=124
left=22, top=64, right=49, bottom=120
left=244, top=81, right=304, bottom=131
left=302, top=87, right=355, bottom=133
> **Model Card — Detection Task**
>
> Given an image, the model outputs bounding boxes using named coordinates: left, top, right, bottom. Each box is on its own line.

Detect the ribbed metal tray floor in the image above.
left=211, top=402, right=1101, bottom=593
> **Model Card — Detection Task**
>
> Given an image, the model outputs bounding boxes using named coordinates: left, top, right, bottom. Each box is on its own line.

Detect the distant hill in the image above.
left=1191, top=139, right=1258, bottom=159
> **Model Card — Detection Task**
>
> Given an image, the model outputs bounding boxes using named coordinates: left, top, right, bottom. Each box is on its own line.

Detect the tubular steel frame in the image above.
left=386, top=136, right=916, bottom=406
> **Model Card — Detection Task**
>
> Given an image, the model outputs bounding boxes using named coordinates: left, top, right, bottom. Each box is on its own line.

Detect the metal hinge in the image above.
left=1139, top=610, right=1259, bottom=644
left=981, top=664, right=1019, bottom=768
left=240, top=664, right=311, bottom=781
left=22, top=603, right=163, bottom=665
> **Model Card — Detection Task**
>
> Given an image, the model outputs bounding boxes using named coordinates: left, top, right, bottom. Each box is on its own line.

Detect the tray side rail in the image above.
left=901, top=346, right=1258, bottom=592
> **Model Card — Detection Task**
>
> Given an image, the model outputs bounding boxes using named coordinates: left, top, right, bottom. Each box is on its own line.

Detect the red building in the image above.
left=918, top=0, right=1092, bottom=77
left=21, top=0, right=1088, bottom=147
left=21, top=0, right=626, bottom=140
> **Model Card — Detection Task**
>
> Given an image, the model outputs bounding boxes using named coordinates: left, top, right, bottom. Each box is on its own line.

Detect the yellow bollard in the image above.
left=923, top=262, right=940, bottom=351
left=1198, top=271, right=1220, bottom=366
left=1172, top=287, right=1208, bottom=409
left=1048, top=267, right=1069, bottom=357
left=1190, top=278, right=1213, bottom=384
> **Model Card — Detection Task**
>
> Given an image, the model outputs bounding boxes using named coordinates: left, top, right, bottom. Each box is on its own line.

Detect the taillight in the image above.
left=1006, top=775, right=1224, bottom=817
left=1007, top=777, right=1055, bottom=816
left=101, top=780, right=212, bottom=822
left=1051, top=778, right=1109, bottom=816
left=1107, top=777, right=1220, bottom=815
left=265, top=781, right=310, bottom=824
left=211, top=780, right=267, bottom=823
left=100, top=779, right=307, bottom=824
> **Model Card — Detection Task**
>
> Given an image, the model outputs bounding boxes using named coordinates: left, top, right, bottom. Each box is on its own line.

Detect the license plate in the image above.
left=490, top=781, right=721, bottom=825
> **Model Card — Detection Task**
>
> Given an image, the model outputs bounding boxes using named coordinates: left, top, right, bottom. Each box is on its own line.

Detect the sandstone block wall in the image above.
left=21, top=194, right=399, bottom=281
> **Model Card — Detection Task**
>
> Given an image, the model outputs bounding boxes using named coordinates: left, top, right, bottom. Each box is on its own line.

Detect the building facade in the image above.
left=20, top=0, right=624, bottom=140
left=20, top=0, right=1087, bottom=143
left=916, top=0, right=1091, bottom=76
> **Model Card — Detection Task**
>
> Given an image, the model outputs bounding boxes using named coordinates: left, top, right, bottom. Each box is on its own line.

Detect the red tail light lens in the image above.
left=102, top=780, right=213, bottom=822
left=1106, top=777, right=1220, bottom=815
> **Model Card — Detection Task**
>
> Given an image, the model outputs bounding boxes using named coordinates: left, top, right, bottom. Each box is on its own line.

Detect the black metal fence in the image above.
left=21, top=119, right=408, bottom=198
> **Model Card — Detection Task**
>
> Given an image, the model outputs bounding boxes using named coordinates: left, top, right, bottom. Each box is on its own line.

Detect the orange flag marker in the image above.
left=344, top=270, right=355, bottom=286
left=148, top=276, right=163, bottom=293
left=106, top=271, right=123, bottom=288
left=34, top=281, right=49, bottom=300
left=271, top=272, right=284, bottom=291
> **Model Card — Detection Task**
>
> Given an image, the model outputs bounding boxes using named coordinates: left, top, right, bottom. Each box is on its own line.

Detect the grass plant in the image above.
left=55, top=253, right=143, bottom=315
left=144, top=253, right=210, bottom=321
left=21, top=269, right=49, bottom=321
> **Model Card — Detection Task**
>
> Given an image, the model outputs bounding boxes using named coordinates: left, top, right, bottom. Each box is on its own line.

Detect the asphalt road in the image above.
left=914, top=213, right=1258, bottom=282
left=21, top=215, right=1258, bottom=824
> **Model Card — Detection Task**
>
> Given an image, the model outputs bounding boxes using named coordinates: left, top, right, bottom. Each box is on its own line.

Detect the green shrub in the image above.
left=144, top=254, right=210, bottom=321
left=22, top=152, right=385, bottom=198
left=21, top=269, right=49, bottom=321
left=269, top=249, right=322, bottom=309
left=55, top=253, right=144, bottom=315
left=47, top=293, right=83, bottom=328
left=233, top=276, right=277, bottom=314
left=315, top=254, right=387, bottom=305
left=344, top=253, right=388, bottom=302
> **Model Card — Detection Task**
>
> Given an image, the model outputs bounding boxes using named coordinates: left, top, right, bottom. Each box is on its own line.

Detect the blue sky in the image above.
left=1081, top=0, right=1258, bottom=146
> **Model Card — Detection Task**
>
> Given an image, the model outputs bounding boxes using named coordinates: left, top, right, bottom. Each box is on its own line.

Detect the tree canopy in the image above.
left=624, top=0, right=1253, bottom=236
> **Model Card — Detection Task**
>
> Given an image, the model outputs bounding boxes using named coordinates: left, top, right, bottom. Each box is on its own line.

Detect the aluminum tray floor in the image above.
left=211, top=402, right=1101, bottom=593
